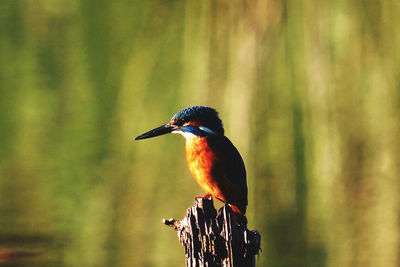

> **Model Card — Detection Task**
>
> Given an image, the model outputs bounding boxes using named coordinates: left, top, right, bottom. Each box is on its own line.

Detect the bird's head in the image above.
left=135, top=106, right=224, bottom=140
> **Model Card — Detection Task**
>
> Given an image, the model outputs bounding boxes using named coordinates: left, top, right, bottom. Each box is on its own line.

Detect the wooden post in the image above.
left=163, top=196, right=261, bottom=267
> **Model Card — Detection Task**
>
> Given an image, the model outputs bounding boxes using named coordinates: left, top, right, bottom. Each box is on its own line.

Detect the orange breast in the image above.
left=185, top=136, right=227, bottom=202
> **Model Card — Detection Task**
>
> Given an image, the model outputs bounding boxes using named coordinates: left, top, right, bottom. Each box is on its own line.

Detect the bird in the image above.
left=135, top=106, right=248, bottom=219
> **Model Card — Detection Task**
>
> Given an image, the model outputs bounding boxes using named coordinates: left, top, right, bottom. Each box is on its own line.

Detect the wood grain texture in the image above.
left=164, top=196, right=261, bottom=267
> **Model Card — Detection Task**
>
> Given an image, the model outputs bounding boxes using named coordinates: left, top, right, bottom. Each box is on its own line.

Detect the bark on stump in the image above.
left=163, top=196, right=261, bottom=267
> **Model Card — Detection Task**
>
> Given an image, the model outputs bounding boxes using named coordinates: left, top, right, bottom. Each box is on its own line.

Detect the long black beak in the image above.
left=135, top=124, right=178, bottom=140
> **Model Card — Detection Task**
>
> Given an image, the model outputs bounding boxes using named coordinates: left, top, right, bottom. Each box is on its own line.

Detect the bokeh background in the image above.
left=1, top=0, right=399, bottom=266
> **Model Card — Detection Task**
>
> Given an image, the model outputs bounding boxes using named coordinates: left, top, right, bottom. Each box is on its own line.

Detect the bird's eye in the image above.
left=172, top=119, right=186, bottom=126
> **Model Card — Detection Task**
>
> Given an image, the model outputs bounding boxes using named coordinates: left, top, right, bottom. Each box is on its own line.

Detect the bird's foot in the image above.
left=195, top=194, right=213, bottom=200
left=204, top=194, right=212, bottom=199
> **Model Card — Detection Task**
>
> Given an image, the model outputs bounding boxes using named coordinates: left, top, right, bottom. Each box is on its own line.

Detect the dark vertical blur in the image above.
left=0, top=0, right=399, bottom=266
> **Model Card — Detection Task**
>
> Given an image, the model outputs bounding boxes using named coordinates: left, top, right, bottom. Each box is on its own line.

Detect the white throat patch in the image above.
left=172, top=130, right=196, bottom=140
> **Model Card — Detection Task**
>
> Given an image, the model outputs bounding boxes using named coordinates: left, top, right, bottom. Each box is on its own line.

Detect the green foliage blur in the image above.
left=1, top=0, right=399, bottom=266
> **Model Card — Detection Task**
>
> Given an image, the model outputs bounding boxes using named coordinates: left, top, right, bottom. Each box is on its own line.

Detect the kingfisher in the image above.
left=135, top=106, right=248, bottom=218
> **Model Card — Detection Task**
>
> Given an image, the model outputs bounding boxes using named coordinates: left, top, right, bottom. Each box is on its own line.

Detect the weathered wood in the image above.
left=163, top=196, right=261, bottom=267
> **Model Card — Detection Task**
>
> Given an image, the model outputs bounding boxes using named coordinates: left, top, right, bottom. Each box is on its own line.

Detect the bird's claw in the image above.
left=195, top=194, right=212, bottom=200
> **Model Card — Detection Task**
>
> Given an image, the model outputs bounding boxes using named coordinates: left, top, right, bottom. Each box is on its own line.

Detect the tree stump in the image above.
left=163, top=196, right=261, bottom=267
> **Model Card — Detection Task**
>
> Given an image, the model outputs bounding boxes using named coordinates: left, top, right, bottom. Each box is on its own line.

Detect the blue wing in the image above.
left=207, top=135, right=248, bottom=213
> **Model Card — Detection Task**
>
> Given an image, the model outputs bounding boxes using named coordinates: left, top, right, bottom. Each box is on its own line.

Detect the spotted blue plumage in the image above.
left=171, top=106, right=224, bottom=135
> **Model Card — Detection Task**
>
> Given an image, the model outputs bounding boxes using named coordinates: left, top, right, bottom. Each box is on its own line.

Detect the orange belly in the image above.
left=185, top=136, right=227, bottom=203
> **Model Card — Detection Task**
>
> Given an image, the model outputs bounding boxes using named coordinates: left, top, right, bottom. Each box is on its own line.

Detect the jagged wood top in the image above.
left=163, top=196, right=261, bottom=267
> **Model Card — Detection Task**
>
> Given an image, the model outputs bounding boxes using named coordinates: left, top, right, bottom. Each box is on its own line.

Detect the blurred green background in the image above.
left=0, top=0, right=399, bottom=266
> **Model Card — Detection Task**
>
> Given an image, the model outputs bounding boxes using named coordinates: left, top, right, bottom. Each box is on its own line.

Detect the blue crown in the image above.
left=171, top=106, right=224, bottom=135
